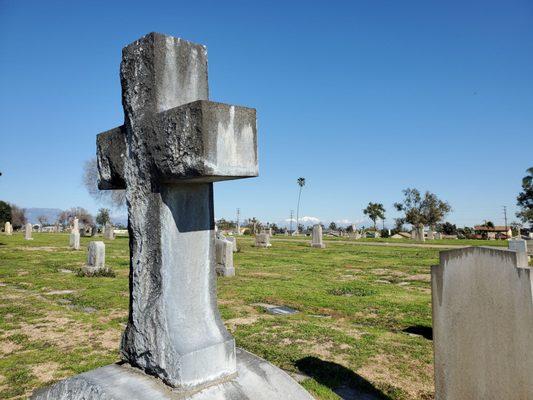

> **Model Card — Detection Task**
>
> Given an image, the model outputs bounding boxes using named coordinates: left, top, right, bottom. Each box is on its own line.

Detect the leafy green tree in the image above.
left=329, top=222, right=337, bottom=231
left=0, top=201, right=12, bottom=226
left=363, top=202, right=386, bottom=230
left=96, top=208, right=111, bottom=227
left=516, top=167, right=533, bottom=227
left=422, top=192, right=452, bottom=235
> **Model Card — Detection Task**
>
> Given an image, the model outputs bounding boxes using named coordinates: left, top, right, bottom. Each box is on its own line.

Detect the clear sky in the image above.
left=1, top=0, right=532, bottom=227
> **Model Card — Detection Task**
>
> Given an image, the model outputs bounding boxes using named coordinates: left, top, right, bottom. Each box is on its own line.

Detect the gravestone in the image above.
left=410, top=229, right=416, bottom=240
left=432, top=247, right=533, bottom=399
left=435, top=232, right=442, bottom=240
left=70, top=218, right=80, bottom=250
left=255, top=232, right=272, bottom=248
left=310, top=224, right=325, bottom=248
left=24, top=223, right=32, bottom=240
left=32, top=33, right=311, bottom=400
left=4, top=221, right=12, bottom=235
left=226, top=236, right=237, bottom=252
left=508, top=239, right=529, bottom=266
left=103, top=222, right=115, bottom=240
left=268, top=227, right=273, bottom=236
left=215, top=237, right=235, bottom=277
left=81, top=241, right=106, bottom=274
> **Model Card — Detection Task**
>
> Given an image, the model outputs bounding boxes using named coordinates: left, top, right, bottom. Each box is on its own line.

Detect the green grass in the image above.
left=0, top=232, right=479, bottom=399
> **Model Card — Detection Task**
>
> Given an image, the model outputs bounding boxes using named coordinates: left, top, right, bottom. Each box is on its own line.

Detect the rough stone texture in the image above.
left=310, top=224, right=325, bottom=248
left=508, top=239, right=529, bottom=267
left=103, top=222, right=115, bottom=240
left=432, top=247, right=533, bottom=400
left=4, top=221, right=12, bottom=235
left=225, top=236, right=237, bottom=252
left=82, top=241, right=106, bottom=273
left=95, top=32, right=259, bottom=390
left=215, top=238, right=235, bottom=277
left=254, top=233, right=271, bottom=248
left=70, top=231, right=80, bottom=250
left=24, top=223, right=33, bottom=240
left=31, top=349, right=313, bottom=400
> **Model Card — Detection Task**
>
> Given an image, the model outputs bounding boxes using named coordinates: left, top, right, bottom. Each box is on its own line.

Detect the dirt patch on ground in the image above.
left=0, top=339, right=22, bottom=355
left=14, top=246, right=59, bottom=252
left=405, top=274, right=431, bottom=282
left=357, top=353, right=433, bottom=399
left=225, top=315, right=262, bottom=331
left=98, top=309, right=128, bottom=324
left=246, top=272, right=283, bottom=278
left=31, top=362, right=61, bottom=382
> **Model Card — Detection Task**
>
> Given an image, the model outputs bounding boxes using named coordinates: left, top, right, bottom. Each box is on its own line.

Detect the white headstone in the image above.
left=70, top=231, right=80, bottom=250
left=432, top=247, right=533, bottom=399
left=104, top=222, right=115, bottom=240
left=215, top=238, right=235, bottom=277
left=24, top=223, right=32, bottom=240
left=310, top=224, right=325, bottom=248
left=4, top=221, right=12, bottom=235
left=225, top=236, right=237, bottom=253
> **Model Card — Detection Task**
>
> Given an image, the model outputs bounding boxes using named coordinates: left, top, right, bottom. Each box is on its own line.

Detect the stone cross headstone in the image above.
left=33, top=32, right=311, bottom=400
left=255, top=232, right=272, bottom=248
left=508, top=239, right=529, bottom=266
left=432, top=247, right=533, bottom=399
left=24, top=223, right=32, bottom=240
left=4, top=221, right=12, bottom=235
left=103, top=222, right=115, bottom=240
left=310, top=224, right=325, bottom=248
left=215, top=237, right=235, bottom=277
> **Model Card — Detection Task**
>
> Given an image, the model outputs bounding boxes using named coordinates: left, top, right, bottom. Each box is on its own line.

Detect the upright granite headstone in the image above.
left=226, top=236, right=237, bottom=253
left=103, top=222, right=115, bottom=240
left=310, top=224, right=325, bottom=248
left=24, top=223, right=32, bottom=240
left=432, top=247, right=533, bottom=399
left=508, top=239, right=529, bottom=266
left=33, top=33, right=311, bottom=400
left=70, top=218, right=80, bottom=250
left=4, top=221, right=12, bottom=235
left=81, top=241, right=106, bottom=274
left=255, top=232, right=272, bottom=248
left=215, top=237, right=235, bottom=277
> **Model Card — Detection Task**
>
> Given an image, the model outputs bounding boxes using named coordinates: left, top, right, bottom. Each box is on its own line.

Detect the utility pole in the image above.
left=236, top=208, right=241, bottom=235
left=289, top=210, right=294, bottom=235
left=502, top=206, right=508, bottom=230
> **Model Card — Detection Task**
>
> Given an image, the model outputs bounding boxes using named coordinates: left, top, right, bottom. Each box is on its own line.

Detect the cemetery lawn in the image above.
left=0, top=234, right=503, bottom=399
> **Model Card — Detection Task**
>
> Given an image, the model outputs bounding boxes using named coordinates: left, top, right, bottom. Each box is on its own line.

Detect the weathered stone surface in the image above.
left=254, top=233, right=271, bottom=248
left=225, top=236, right=237, bottom=252
left=31, top=349, right=313, bottom=400
left=432, top=247, right=533, bottom=400
left=24, top=223, right=32, bottom=240
left=508, top=239, right=529, bottom=266
left=310, top=224, right=325, bottom=248
left=82, top=241, right=106, bottom=273
left=4, top=221, right=12, bottom=235
left=70, top=231, right=80, bottom=250
left=103, top=222, right=115, bottom=240
left=215, top=238, right=235, bottom=277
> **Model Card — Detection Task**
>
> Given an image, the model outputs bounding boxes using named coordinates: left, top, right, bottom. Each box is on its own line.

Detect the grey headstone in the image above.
left=310, top=224, right=325, bottom=248
left=255, top=233, right=271, bottom=248
left=215, top=238, right=235, bottom=277
left=432, top=247, right=533, bottom=399
left=103, top=222, right=115, bottom=240
left=82, top=241, right=106, bottom=273
left=508, top=239, right=529, bottom=267
left=24, top=223, right=32, bottom=240
left=226, top=236, right=237, bottom=252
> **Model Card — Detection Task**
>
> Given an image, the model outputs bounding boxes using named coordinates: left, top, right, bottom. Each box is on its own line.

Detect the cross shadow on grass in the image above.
left=403, top=325, right=432, bottom=340
left=295, top=356, right=393, bottom=400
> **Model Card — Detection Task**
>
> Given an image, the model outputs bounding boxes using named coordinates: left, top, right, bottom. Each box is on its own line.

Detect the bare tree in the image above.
left=37, top=215, right=48, bottom=227
left=10, top=204, right=26, bottom=229
left=83, top=158, right=126, bottom=209
left=58, top=207, right=94, bottom=228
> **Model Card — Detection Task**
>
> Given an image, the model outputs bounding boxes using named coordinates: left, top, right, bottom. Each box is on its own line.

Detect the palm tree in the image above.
left=296, top=177, right=306, bottom=234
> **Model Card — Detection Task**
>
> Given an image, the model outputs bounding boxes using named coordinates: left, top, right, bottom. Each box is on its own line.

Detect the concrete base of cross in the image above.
left=31, top=348, right=313, bottom=400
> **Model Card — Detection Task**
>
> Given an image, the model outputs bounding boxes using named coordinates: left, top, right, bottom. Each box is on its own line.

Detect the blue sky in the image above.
left=1, top=0, right=532, bottom=227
